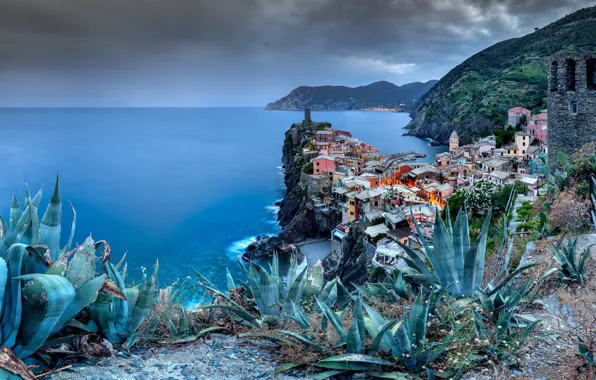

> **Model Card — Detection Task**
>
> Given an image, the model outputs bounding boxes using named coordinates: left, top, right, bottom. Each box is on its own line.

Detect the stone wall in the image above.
left=548, top=52, right=596, bottom=162
left=301, top=172, right=332, bottom=197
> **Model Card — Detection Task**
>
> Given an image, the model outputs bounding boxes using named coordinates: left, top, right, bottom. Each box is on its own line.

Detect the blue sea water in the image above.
left=0, top=108, right=446, bottom=291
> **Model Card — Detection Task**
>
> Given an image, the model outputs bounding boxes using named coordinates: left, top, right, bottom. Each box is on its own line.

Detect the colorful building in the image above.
left=507, top=107, right=531, bottom=127
left=313, top=155, right=336, bottom=175
left=527, top=112, right=548, bottom=143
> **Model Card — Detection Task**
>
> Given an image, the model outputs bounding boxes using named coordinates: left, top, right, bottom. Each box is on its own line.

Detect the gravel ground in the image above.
left=49, top=334, right=313, bottom=380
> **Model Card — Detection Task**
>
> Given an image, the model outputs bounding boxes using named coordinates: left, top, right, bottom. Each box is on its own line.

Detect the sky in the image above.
left=0, top=0, right=595, bottom=107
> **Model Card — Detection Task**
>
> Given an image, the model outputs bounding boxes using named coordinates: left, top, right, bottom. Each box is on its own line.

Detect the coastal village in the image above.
left=289, top=106, right=550, bottom=270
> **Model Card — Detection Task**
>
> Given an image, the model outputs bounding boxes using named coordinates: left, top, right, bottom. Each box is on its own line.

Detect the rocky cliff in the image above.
left=244, top=122, right=341, bottom=261
left=405, top=5, right=596, bottom=145
left=266, top=80, right=438, bottom=111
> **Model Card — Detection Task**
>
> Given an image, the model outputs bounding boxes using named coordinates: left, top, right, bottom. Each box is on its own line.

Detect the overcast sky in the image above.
left=0, top=0, right=594, bottom=106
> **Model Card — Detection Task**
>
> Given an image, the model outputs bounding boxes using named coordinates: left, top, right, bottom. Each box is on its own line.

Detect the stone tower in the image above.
left=548, top=52, right=596, bottom=162
left=449, top=130, right=459, bottom=154
left=304, top=108, right=312, bottom=124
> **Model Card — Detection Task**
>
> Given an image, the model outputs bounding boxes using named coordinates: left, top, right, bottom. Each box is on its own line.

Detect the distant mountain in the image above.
left=265, top=80, right=438, bottom=111
left=406, top=5, right=596, bottom=144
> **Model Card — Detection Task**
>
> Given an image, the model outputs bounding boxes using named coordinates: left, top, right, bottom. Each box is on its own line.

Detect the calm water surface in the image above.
left=0, top=108, right=446, bottom=292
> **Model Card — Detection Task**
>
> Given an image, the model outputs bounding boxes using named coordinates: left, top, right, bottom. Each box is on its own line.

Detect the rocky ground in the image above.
left=49, top=334, right=312, bottom=380
left=465, top=233, right=596, bottom=379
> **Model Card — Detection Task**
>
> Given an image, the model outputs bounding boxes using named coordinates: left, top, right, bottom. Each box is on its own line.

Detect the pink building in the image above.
left=527, top=112, right=548, bottom=143
left=508, top=107, right=531, bottom=127
left=313, top=155, right=336, bottom=175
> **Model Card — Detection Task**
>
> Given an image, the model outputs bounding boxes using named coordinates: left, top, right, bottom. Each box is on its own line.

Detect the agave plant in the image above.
left=88, top=247, right=159, bottom=346
left=0, top=175, right=76, bottom=262
left=0, top=177, right=158, bottom=359
left=364, top=293, right=451, bottom=372
left=197, top=254, right=347, bottom=327
left=354, top=269, right=409, bottom=302
left=396, top=206, right=492, bottom=298
left=553, top=238, right=593, bottom=284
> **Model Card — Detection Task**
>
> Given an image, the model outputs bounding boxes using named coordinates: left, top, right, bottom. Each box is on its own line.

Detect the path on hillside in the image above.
left=508, top=194, right=537, bottom=235
left=50, top=334, right=310, bottom=380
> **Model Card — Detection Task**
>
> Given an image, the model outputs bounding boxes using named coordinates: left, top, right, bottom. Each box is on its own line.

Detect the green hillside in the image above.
left=406, top=5, right=596, bottom=144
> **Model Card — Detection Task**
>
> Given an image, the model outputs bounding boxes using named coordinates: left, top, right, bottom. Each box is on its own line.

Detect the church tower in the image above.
left=449, top=130, right=459, bottom=154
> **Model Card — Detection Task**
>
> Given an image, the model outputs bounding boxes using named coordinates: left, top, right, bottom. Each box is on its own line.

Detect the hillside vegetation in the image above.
left=406, top=5, right=596, bottom=144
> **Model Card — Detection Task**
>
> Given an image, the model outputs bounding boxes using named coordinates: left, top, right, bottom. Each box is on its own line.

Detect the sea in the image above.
left=0, top=108, right=446, bottom=297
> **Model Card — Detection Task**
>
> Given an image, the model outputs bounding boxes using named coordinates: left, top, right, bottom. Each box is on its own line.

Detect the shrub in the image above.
left=464, top=179, right=499, bottom=216
left=303, top=162, right=314, bottom=175
left=549, top=190, right=591, bottom=233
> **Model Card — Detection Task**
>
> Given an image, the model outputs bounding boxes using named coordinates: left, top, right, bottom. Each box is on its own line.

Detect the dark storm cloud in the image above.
left=0, top=0, right=594, bottom=106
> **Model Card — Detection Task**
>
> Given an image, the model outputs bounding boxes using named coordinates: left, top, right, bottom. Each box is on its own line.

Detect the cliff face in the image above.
left=244, top=122, right=340, bottom=260
left=266, top=80, right=438, bottom=111
left=406, top=5, right=596, bottom=144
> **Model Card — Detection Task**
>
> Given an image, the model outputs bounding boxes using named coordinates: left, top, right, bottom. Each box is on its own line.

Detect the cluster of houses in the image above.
left=297, top=106, right=550, bottom=270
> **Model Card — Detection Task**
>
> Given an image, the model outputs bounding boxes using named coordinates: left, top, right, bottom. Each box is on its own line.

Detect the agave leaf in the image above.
left=487, top=264, right=537, bottom=297
left=201, top=304, right=261, bottom=327
left=362, top=300, right=401, bottom=357
left=65, top=236, right=97, bottom=290
left=312, top=370, right=347, bottom=379
left=67, top=319, right=99, bottom=333
left=39, top=175, right=62, bottom=262
left=431, top=208, right=459, bottom=292
left=320, top=280, right=338, bottom=307
left=369, top=319, right=399, bottom=355
left=256, top=263, right=280, bottom=316
left=63, top=201, right=77, bottom=253
left=0, top=215, right=8, bottom=242
left=105, top=261, right=128, bottom=333
left=21, top=197, right=40, bottom=247
left=316, top=354, right=392, bottom=371
left=2, top=244, right=29, bottom=347
left=275, top=362, right=303, bottom=374
left=282, top=264, right=307, bottom=315
left=316, top=298, right=347, bottom=342
left=462, top=209, right=492, bottom=297
left=303, top=260, right=324, bottom=299
left=472, top=310, right=488, bottom=340
left=276, top=330, right=325, bottom=351
left=226, top=268, right=236, bottom=292
left=408, top=293, right=429, bottom=347
left=122, top=260, right=158, bottom=338
left=14, top=274, right=76, bottom=357
left=88, top=291, right=118, bottom=342
left=0, top=219, right=31, bottom=259
left=9, top=194, right=22, bottom=233
left=394, top=240, right=434, bottom=278
left=367, top=372, right=408, bottom=380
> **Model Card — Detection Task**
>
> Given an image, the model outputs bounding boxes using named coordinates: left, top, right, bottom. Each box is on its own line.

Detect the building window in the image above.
left=350, top=212, right=354, bottom=216
left=566, top=59, right=576, bottom=91
left=588, top=58, right=596, bottom=90
left=570, top=101, right=578, bottom=115
left=316, top=162, right=320, bottom=166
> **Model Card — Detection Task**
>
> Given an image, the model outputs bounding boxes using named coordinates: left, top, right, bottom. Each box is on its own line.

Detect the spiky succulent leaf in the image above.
left=123, top=260, right=158, bottom=339
left=51, top=274, right=109, bottom=335
left=13, top=274, right=75, bottom=357
left=65, top=236, right=96, bottom=290
left=39, top=175, right=62, bottom=261
left=316, top=354, right=392, bottom=371
left=462, top=209, right=492, bottom=296
left=9, top=194, right=21, bottom=233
